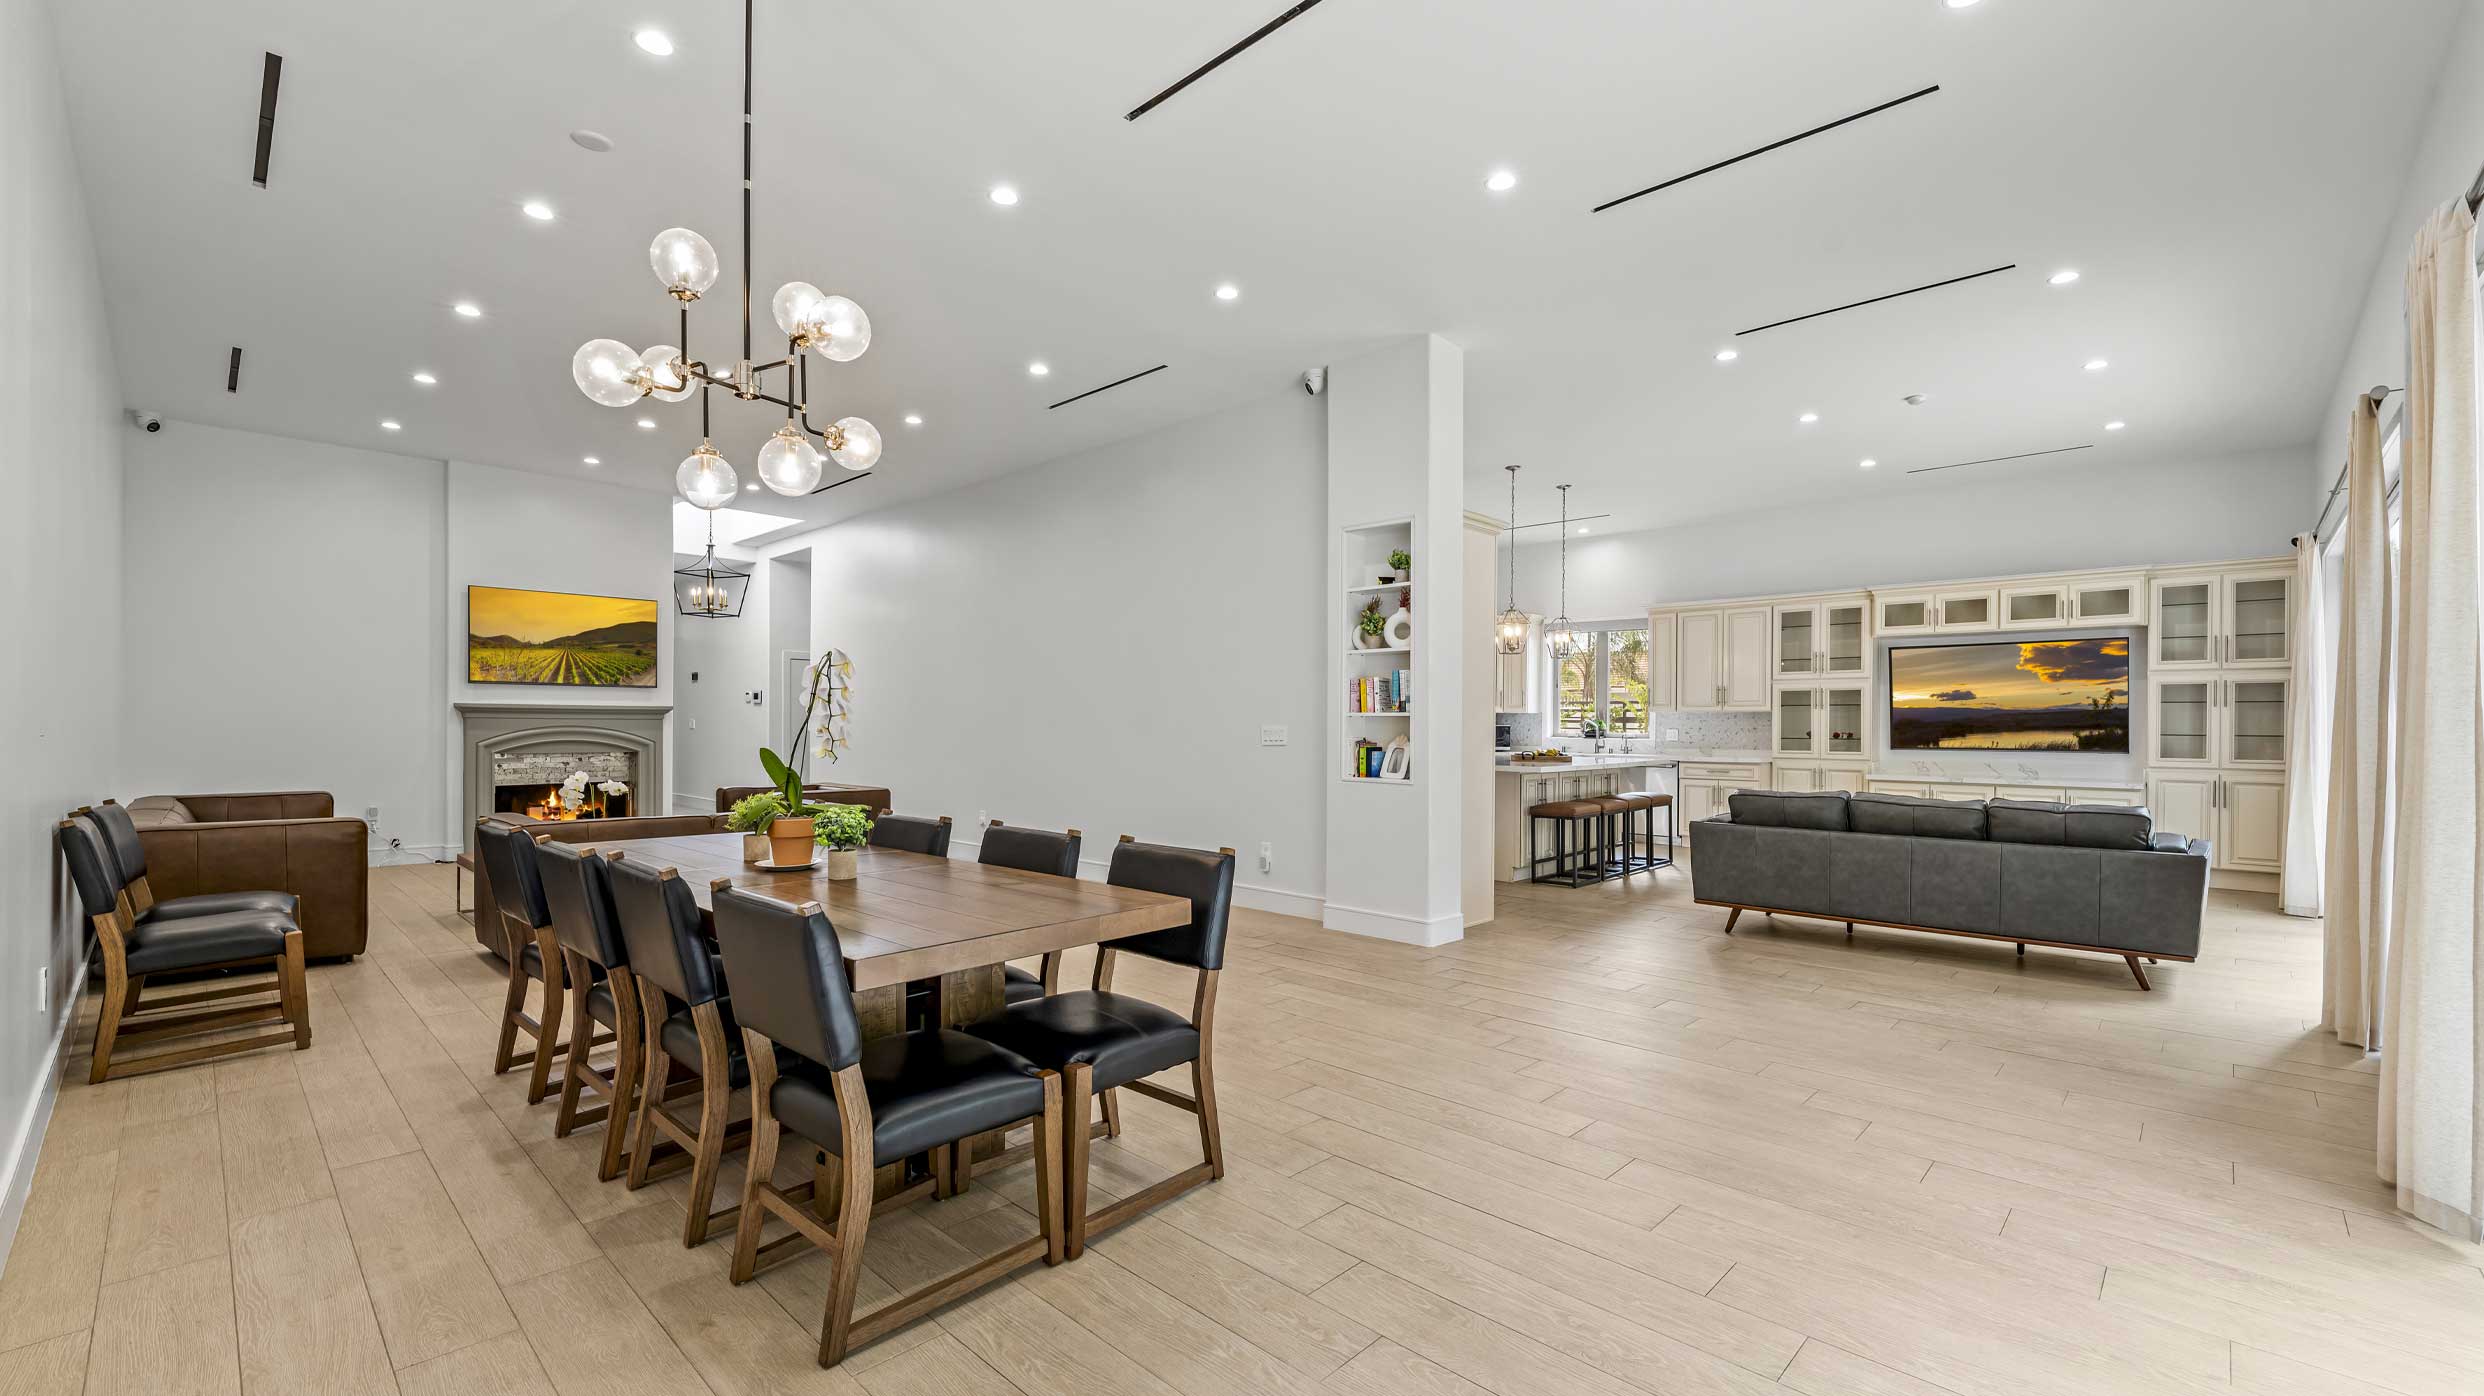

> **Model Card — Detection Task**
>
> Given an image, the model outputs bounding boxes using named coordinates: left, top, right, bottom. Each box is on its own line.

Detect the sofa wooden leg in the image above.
left=1722, top=908, right=1740, bottom=935
left=1844, top=922, right=1854, bottom=938
left=2017, top=942, right=2025, bottom=958
left=2124, top=955, right=2152, bottom=991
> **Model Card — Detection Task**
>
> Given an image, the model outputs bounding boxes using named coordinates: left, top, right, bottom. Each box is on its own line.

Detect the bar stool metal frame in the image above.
left=1601, top=792, right=1679, bottom=876
left=1527, top=798, right=1616, bottom=886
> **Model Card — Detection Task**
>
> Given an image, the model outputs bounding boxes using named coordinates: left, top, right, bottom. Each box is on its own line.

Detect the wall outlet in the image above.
left=1260, top=724, right=1288, bottom=747
left=975, top=810, right=989, bottom=830
left=689, top=716, right=698, bottom=730
left=1664, top=728, right=1680, bottom=742
left=1258, top=842, right=1274, bottom=873
left=365, top=805, right=380, bottom=829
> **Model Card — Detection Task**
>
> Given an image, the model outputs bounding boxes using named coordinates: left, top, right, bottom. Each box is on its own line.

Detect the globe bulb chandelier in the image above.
left=1495, top=464, right=1529, bottom=655
left=570, top=0, right=881, bottom=508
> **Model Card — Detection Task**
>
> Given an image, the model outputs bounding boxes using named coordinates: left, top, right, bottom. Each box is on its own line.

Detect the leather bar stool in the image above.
left=976, top=821, right=1082, bottom=1006
left=476, top=819, right=574, bottom=1103
left=1527, top=798, right=1611, bottom=886
left=711, top=881, right=1062, bottom=1368
left=1602, top=791, right=1676, bottom=875
left=538, top=842, right=639, bottom=1181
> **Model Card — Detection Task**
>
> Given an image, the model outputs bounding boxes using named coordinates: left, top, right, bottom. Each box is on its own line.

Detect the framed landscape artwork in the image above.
left=1889, top=638, right=2129, bottom=753
left=467, top=585, right=659, bottom=687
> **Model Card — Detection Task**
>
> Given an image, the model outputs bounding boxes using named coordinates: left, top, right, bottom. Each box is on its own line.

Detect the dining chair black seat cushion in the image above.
left=120, top=910, right=293, bottom=975
left=144, top=890, right=302, bottom=923
left=966, top=989, right=1200, bottom=1091
left=771, top=1029, right=1047, bottom=1167
left=659, top=998, right=768, bottom=1087
left=1003, top=964, right=1045, bottom=1005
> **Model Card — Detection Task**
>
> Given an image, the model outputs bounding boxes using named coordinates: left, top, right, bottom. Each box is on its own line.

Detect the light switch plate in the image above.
left=1260, top=725, right=1287, bottom=747
left=1664, top=728, right=1680, bottom=741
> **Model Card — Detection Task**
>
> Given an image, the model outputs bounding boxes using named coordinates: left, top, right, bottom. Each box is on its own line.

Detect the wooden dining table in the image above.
left=584, top=831, right=1192, bottom=1192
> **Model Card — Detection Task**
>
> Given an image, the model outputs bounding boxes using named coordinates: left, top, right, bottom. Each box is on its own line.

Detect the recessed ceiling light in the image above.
left=1215, top=283, right=1240, bottom=302
left=1578, top=527, right=1590, bottom=535
left=636, top=417, right=657, bottom=429
left=989, top=184, right=1019, bottom=206
left=903, top=414, right=923, bottom=426
left=380, top=419, right=402, bottom=431
left=522, top=200, right=555, bottom=222
left=1714, top=349, right=1739, bottom=363
left=1028, top=362, right=1050, bottom=377
left=569, top=129, right=615, bottom=153
left=583, top=456, right=601, bottom=465
left=1798, top=411, right=1819, bottom=424
left=2084, top=358, right=2109, bottom=372
left=453, top=301, right=481, bottom=318
left=2104, top=420, right=2126, bottom=431
left=1485, top=169, right=1518, bottom=193
left=1859, top=458, right=1878, bottom=469
left=1943, top=0, right=1984, bottom=9
left=744, top=481, right=759, bottom=491
left=2048, top=269, right=2081, bottom=286
left=411, top=371, right=436, bottom=385
left=634, top=29, right=673, bottom=56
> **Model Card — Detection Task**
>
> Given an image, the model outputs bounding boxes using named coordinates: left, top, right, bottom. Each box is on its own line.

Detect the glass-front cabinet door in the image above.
left=2223, top=571, right=2291, bottom=668
left=1823, top=601, right=1869, bottom=677
left=2069, top=576, right=2143, bottom=624
left=1820, top=684, right=1866, bottom=757
left=1936, top=589, right=1997, bottom=631
left=1775, top=687, right=1817, bottom=755
left=2153, top=578, right=2216, bottom=668
left=1877, top=594, right=1934, bottom=635
left=2226, top=677, right=2288, bottom=766
left=1775, top=604, right=1817, bottom=678
left=2150, top=678, right=2214, bottom=766
left=1999, top=584, right=2068, bottom=629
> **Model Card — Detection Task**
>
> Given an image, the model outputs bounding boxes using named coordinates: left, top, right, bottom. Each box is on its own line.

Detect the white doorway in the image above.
left=780, top=651, right=812, bottom=753
left=767, top=550, right=813, bottom=760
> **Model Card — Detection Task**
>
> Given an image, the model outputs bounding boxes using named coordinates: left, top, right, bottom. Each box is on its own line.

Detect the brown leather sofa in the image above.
left=121, top=792, right=369, bottom=960
left=469, top=811, right=728, bottom=958
left=712, top=781, right=893, bottom=816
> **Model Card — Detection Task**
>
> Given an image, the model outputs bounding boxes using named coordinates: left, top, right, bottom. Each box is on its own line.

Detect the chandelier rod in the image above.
left=741, top=0, right=755, bottom=368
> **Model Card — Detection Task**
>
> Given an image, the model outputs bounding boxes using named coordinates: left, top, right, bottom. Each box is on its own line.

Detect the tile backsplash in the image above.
left=1497, top=709, right=1770, bottom=751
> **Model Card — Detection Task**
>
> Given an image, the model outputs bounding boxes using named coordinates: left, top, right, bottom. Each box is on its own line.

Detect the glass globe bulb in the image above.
left=675, top=443, right=737, bottom=509
left=771, top=281, right=829, bottom=342
left=640, top=344, right=694, bottom=403
left=648, top=227, right=720, bottom=298
left=755, top=426, right=824, bottom=495
left=828, top=416, right=882, bottom=471
left=571, top=339, right=646, bottom=407
left=811, top=295, right=871, bottom=362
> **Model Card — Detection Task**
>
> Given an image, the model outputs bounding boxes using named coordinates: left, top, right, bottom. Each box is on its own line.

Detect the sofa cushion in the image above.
left=1726, top=790, right=1850, bottom=832
left=1850, top=792, right=1987, bottom=840
left=2065, top=804, right=2154, bottom=851
left=1986, top=799, right=2068, bottom=845
left=125, top=796, right=195, bottom=828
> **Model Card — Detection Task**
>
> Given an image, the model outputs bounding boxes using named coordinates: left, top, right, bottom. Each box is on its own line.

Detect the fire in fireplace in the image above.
left=494, top=782, right=632, bottom=821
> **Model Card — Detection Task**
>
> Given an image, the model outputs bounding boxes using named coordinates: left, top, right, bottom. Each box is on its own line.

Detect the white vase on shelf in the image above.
left=1384, top=608, right=1414, bottom=648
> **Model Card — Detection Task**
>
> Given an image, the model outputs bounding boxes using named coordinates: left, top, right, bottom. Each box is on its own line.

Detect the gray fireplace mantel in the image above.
left=456, top=703, right=671, bottom=838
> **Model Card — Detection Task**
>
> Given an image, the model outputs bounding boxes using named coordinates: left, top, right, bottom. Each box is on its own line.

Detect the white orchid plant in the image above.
left=756, top=648, right=854, bottom=814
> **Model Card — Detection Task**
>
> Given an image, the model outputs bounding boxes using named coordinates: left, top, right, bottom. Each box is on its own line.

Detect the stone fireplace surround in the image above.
left=456, top=703, right=670, bottom=840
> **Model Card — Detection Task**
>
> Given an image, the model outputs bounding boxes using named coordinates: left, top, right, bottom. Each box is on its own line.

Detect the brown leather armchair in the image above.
left=469, top=811, right=729, bottom=958
left=712, top=781, right=892, bottom=817
left=121, top=792, right=369, bottom=960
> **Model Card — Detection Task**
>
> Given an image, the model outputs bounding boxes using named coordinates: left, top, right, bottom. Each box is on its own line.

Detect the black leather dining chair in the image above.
left=709, top=881, right=1063, bottom=1368
left=976, top=821, right=1083, bottom=1005
left=84, top=800, right=299, bottom=924
left=608, top=852, right=751, bottom=1245
left=475, top=820, right=581, bottom=1104
left=538, top=841, right=639, bottom=1180
left=866, top=812, right=952, bottom=856
left=966, top=837, right=1233, bottom=1258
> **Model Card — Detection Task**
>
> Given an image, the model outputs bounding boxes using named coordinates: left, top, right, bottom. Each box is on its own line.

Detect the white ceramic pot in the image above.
left=742, top=832, right=770, bottom=864
left=824, top=847, right=860, bottom=881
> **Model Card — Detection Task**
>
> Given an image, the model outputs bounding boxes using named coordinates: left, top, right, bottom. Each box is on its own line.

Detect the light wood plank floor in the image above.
left=6, top=859, right=2481, bottom=1396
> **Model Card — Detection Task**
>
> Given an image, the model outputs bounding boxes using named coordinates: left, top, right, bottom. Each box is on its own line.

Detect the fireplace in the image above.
left=456, top=703, right=671, bottom=837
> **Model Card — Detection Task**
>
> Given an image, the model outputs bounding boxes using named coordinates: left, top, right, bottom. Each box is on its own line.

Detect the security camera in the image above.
left=134, top=410, right=164, bottom=433
left=1301, top=368, right=1325, bottom=397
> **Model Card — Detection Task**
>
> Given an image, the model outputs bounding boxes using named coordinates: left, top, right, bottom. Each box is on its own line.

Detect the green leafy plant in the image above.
left=1388, top=548, right=1411, bottom=571
left=1357, top=600, right=1387, bottom=637
left=812, top=803, right=873, bottom=850
left=758, top=745, right=805, bottom=814
left=725, top=790, right=787, bottom=832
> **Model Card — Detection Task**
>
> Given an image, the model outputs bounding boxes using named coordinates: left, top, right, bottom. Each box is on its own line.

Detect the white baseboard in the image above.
left=1320, top=901, right=1465, bottom=947
left=0, top=957, right=88, bottom=1279
left=369, top=842, right=452, bottom=867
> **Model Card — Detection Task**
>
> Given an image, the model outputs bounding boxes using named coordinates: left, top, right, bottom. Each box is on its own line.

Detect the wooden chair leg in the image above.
left=279, top=931, right=310, bottom=1049
left=819, top=1070, right=877, bottom=1368
left=598, top=991, right=641, bottom=1183
left=491, top=949, right=528, bottom=1075
left=1099, top=1087, right=1122, bottom=1138
left=526, top=929, right=566, bottom=1105
left=1061, top=1062, right=1093, bottom=1261
left=1193, top=1053, right=1225, bottom=1180
left=730, top=1109, right=781, bottom=1285
left=931, top=1143, right=955, bottom=1201
left=553, top=961, right=595, bottom=1138
left=89, top=962, right=131, bottom=1086
left=680, top=1004, right=735, bottom=1247
left=1031, top=1071, right=1064, bottom=1265
left=624, top=979, right=668, bottom=1191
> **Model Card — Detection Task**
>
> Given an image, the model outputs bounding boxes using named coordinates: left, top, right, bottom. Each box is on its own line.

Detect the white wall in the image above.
left=123, top=424, right=447, bottom=855
left=1505, top=445, right=2304, bottom=620
left=2306, top=0, right=2484, bottom=513
left=759, top=386, right=1330, bottom=912
left=670, top=552, right=770, bottom=812
left=0, top=0, right=125, bottom=1269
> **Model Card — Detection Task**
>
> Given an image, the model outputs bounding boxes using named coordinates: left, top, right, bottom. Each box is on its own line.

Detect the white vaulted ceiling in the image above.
left=52, top=0, right=2461, bottom=539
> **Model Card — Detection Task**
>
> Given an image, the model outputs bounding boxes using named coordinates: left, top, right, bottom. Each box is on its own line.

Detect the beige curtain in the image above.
left=2322, top=400, right=2392, bottom=1044
left=2378, top=197, right=2482, bottom=1241
left=2281, top=532, right=2328, bottom=917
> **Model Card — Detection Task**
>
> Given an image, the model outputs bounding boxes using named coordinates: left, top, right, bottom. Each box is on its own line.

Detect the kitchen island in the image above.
left=1491, top=754, right=1684, bottom=883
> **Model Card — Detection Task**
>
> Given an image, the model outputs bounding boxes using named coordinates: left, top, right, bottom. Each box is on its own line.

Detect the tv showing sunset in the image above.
left=1889, top=638, right=2129, bottom=752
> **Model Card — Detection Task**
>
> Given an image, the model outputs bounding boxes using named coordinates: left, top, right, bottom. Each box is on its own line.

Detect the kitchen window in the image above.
left=1555, top=626, right=1650, bottom=736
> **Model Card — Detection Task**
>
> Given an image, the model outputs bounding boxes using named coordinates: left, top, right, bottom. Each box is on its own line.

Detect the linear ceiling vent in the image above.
left=226, top=346, right=243, bottom=393
left=251, top=52, right=283, bottom=187
left=1906, top=443, right=2093, bottom=476
left=1126, top=0, right=1326, bottom=121
left=1738, top=262, right=2015, bottom=337
left=1594, top=85, right=1940, bottom=214
left=1049, top=364, right=1168, bottom=410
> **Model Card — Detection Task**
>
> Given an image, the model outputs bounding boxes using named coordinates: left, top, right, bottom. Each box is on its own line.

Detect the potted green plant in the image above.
left=813, top=803, right=873, bottom=881
left=757, top=746, right=816, bottom=865
left=725, top=790, right=786, bottom=863
left=1356, top=599, right=1387, bottom=650
left=1388, top=548, right=1411, bottom=583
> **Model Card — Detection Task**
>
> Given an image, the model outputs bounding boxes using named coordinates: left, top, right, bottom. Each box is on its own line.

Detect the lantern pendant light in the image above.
left=1494, top=465, right=1529, bottom=655
left=1547, top=484, right=1584, bottom=656
left=675, top=511, right=752, bottom=618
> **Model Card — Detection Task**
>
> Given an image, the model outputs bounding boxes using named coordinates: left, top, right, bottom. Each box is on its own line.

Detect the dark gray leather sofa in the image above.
left=1689, top=790, right=2210, bottom=989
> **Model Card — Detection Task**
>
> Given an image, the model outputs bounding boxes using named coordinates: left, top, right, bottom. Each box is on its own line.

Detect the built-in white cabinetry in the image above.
left=1772, top=596, right=1871, bottom=681
left=1494, top=765, right=1671, bottom=879
left=2153, top=567, right=2292, bottom=670
left=2146, top=769, right=2284, bottom=872
left=1875, top=588, right=1999, bottom=634
left=2067, top=575, right=2145, bottom=624
left=1876, top=594, right=1935, bottom=635
left=1492, top=616, right=1541, bottom=713
left=1676, top=760, right=1767, bottom=833
left=1773, top=683, right=1867, bottom=759
left=1936, top=589, right=1998, bottom=632
left=1662, top=605, right=1769, bottom=711
left=1646, top=610, right=1678, bottom=710
left=1998, top=582, right=2069, bottom=630
left=1771, top=761, right=1870, bottom=793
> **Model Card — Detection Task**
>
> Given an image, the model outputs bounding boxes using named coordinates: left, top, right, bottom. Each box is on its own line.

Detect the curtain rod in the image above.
left=2308, top=385, right=2401, bottom=546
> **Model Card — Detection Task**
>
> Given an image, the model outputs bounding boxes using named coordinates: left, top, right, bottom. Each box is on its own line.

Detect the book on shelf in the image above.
left=1345, top=670, right=1413, bottom=714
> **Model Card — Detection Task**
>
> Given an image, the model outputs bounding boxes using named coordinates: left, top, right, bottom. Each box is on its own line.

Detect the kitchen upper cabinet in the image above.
left=1774, top=597, right=1870, bottom=680
left=2154, top=567, right=2292, bottom=671
left=1671, top=605, right=1770, bottom=710
left=2068, top=575, right=2144, bottom=624
left=1647, top=610, right=1679, bottom=709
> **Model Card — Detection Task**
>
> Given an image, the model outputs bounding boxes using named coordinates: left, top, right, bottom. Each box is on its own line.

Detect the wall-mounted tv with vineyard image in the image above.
left=1889, top=638, right=2128, bottom=753
left=467, top=585, right=659, bottom=687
